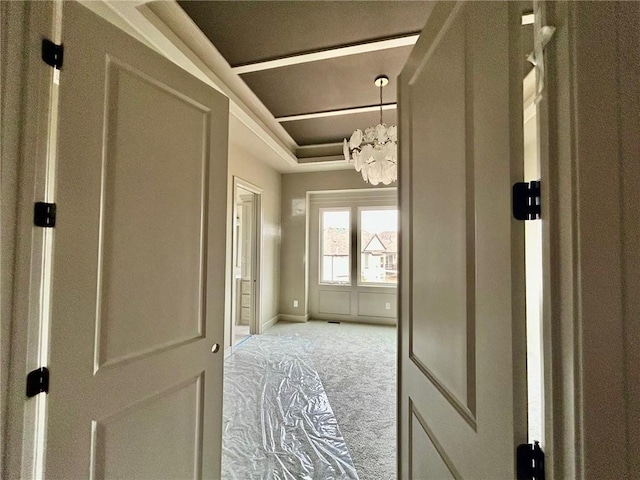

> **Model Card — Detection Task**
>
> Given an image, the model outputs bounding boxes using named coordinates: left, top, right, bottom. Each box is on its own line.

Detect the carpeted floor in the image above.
left=265, top=320, right=397, bottom=480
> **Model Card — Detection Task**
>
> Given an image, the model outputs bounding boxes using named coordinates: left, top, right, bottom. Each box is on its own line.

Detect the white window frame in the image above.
left=318, top=207, right=351, bottom=286
left=357, top=206, right=398, bottom=287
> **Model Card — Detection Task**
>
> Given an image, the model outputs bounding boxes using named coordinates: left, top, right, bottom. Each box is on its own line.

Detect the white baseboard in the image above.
left=278, top=313, right=310, bottom=323
left=309, top=315, right=396, bottom=326
left=262, top=315, right=280, bottom=332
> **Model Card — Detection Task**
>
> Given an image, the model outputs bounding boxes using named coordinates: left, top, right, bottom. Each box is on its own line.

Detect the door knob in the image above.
left=211, top=343, right=220, bottom=353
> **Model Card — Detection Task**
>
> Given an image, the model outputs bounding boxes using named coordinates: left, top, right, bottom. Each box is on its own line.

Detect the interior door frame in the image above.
left=230, top=176, right=262, bottom=339
left=2, top=2, right=60, bottom=478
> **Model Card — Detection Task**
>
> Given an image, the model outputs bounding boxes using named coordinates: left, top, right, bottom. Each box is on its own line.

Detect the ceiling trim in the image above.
left=295, top=159, right=353, bottom=172
left=80, top=0, right=302, bottom=171
left=138, top=1, right=301, bottom=159
left=298, top=154, right=344, bottom=163
left=276, top=103, right=397, bottom=123
left=296, top=142, right=344, bottom=160
left=231, top=34, right=420, bottom=75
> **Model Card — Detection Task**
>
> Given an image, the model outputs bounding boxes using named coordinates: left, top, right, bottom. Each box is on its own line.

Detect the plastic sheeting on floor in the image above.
left=222, top=335, right=359, bottom=480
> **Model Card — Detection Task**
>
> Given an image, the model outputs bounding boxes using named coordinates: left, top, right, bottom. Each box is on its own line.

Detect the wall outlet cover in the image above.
left=293, top=300, right=299, bottom=308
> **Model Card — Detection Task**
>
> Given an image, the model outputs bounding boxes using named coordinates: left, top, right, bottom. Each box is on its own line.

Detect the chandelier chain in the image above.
left=379, top=83, right=383, bottom=125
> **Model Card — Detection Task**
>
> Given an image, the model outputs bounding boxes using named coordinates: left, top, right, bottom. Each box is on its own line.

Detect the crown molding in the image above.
left=232, top=34, right=420, bottom=74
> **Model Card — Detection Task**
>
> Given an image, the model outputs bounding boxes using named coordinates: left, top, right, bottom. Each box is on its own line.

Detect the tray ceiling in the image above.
left=178, top=1, right=433, bottom=155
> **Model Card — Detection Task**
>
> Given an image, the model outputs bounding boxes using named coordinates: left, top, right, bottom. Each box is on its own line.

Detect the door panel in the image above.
left=410, top=7, right=473, bottom=416
left=47, top=3, right=229, bottom=478
left=409, top=402, right=459, bottom=479
left=93, top=375, right=202, bottom=479
left=98, top=59, right=208, bottom=368
left=399, top=2, right=526, bottom=478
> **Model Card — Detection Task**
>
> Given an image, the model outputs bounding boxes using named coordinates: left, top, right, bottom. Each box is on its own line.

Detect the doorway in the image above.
left=229, top=177, right=262, bottom=348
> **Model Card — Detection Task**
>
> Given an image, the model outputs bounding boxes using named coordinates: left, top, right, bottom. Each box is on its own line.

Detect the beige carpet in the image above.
left=265, top=320, right=397, bottom=480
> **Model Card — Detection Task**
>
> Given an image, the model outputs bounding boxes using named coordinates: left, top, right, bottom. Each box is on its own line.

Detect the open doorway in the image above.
left=221, top=186, right=398, bottom=479
left=229, top=177, right=262, bottom=348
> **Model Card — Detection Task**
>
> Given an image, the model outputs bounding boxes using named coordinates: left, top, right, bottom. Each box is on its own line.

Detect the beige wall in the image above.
left=546, top=2, right=640, bottom=477
left=280, top=169, right=387, bottom=318
left=572, top=3, right=639, bottom=477
left=225, top=138, right=281, bottom=338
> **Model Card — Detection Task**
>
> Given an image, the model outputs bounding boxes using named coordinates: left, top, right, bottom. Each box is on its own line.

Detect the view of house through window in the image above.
left=320, top=209, right=350, bottom=284
left=360, top=209, right=398, bottom=284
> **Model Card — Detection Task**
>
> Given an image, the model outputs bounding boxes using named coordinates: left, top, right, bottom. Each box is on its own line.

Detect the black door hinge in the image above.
left=26, top=367, right=50, bottom=398
left=34, top=202, right=56, bottom=227
left=42, top=38, right=63, bottom=69
left=517, top=441, right=545, bottom=480
left=513, top=180, right=541, bottom=220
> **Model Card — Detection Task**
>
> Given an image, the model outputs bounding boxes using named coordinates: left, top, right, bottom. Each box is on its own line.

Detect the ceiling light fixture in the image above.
left=343, top=75, right=397, bottom=185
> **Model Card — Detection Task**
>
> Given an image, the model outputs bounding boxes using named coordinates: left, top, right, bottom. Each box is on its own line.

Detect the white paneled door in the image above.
left=47, top=3, right=228, bottom=478
left=398, top=2, right=527, bottom=478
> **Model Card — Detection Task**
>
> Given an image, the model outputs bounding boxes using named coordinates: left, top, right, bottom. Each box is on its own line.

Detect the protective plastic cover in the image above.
left=222, top=335, right=359, bottom=479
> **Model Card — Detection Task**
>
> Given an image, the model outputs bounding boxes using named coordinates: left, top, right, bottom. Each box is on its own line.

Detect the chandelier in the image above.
left=343, top=75, right=397, bottom=185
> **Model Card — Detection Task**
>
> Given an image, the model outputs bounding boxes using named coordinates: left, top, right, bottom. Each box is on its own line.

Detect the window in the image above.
left=360, top=209, right=398, bottom=285
left=320, top=209, right=350, bottom=284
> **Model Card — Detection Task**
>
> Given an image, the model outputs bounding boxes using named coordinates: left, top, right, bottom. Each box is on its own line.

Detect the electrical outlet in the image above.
left=293, top=300, right=299, bottom=308
left=385, top=302, right=391, bottom=310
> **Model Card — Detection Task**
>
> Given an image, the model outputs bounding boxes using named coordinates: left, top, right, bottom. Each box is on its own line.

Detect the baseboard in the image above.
left=278, top=313, right=310, bottom=323
left=308, top=315, right=396, bottom=326
left=262, top=315, right=280, bottom=332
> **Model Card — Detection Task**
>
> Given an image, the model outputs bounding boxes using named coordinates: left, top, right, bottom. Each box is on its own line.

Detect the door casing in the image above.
left=229, top=176, right=262, bottom=346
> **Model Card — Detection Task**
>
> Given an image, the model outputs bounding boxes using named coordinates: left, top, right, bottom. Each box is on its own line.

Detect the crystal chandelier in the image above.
left=343, top=75, right=397, bottom=185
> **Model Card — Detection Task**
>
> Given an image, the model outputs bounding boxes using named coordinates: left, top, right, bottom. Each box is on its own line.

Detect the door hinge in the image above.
left=42, top=38, right=63, bottom=69
left=34, top=202, right=56, bottom=227
left=513, top=180, right=541, bottom=220
left=26, top=367, right=50, bottom=398
left=517, top=441, right=545, bottom=480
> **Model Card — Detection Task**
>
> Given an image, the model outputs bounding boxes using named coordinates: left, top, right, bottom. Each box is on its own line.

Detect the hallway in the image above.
left=222, top=321, right=396, bottom=479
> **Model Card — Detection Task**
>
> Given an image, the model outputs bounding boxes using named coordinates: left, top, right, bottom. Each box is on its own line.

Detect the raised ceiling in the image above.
left=178, top=1, right=433, bottom=158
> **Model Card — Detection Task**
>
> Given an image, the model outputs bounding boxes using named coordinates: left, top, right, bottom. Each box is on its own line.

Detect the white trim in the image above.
left=276, top=104, right=397, bottom=123
left=294, top=160, right=355, bottom=172
left=522, top=13, right=534, bottom=25
left=309, top=188, right=397, bottom=205
left=318, top=207, right=352, bottom=287
left=309, top=315, right=396, bottom=327
left=299, top=141, right=344, bottom=149
left=262, top=315, right=280, bottom=331
left=357, top=206, right=399, bottom=288
left=232, top=35, right=420, bottom=75
left=298, top=155, right=346, bottom=164
left=278, top=314, right=310, bottom=323
left=6, top=3, right=60, bottom=479
left=230, top=177, right=263, bottom=344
